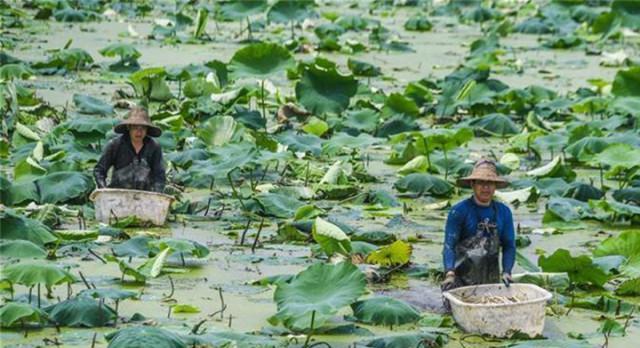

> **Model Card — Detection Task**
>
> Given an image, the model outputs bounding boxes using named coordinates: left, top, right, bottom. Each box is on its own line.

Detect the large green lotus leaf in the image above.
left=612, top=0, right=640, bottom=29
left=1, top=262, right=76, bottom=287
left=421, top=128, right=474, bottom=152
left=342, top=109, right=379, bottom=133
left=46, top=297, right=115, bottom=327
left=593, top=230, right=640, bottom=277
left=590, top=199, right=640, bottom=222
left=267, top=0, right=316, bottom=23
left=347, top=58, right=381, bottom=77
left=592, top=143, right=640, bottom=171
left=350, top=296, right=420, bottom=326
left=538, top=249, right=608, bottom=287
left=0, top=240, right=47, bottom=259
left=35, top=171, right=94, bottom=204
left=534, top=133, right=568, bottom=153
left=563, top=182, right=603, bottom=202
left=197, top=116, right=244, bottom=147
left=229, top=43, right=294, bottom=80
left=166, top=149, right=209, bottom=169
left=375, top=115, right=419, bottom=138
left=186, top=330, right=283, bottom=348
left=53, top=8, right=100, bottom=22
left=0, top=302, right=48, bottom=328
left=99, top=43, right=141, bottom=60
left=295, top=59, right=358, bottom=115
left=469, top=113, right=520, bottom=137
left=322, top=132, right=382, bottom=155
left=312, top=217, right=352, bottom=257
left=112, top=236, right=153, bottom=258
left=277, top=130, right=323, bottom=156
left=609, top=96, right=640, bottom=117
left=507, top=339, right=593, bottom=348
left=269, top=262, right=366, bottom=331
left=138, top=247, right=171, bottom=278
left=613, top=187, right=640, bottom=204
left=0, top=63, right=33, bottom=82
left=382, top=93, right=419, bottom=118
left=336, top=14, right=369, bottom=31
left=72, top=94, right=114, bottom=116
left=543, top=197, right=595, bottom=222
left=404, top=15, right=433, bottom=31
left=106, top=326, right=186, bottom=348
left=6, top=180, right=39, bottom=206
left=79, top=288, right=138, bottom=301
left=128, top=67, right=173, bottom=102
left=151, top=238, right=210, bottom=258
left=360, top=332, right=447, bottom=348
left=393, top=174, right=453, bottom=197
left=251, top=192, right=305, bottom=218
left=612, top=66, right=640, bottom=97
left=513, top=272, right=570, bottom=292
left=218, top=0, right=267, bottom=21
left=366, top=240, right=411, bottom=267
left=0, top=209, right=58, bottom=246
left=398, top=155, right=429, bottom=175
left=565, top=136, right=609, bottom=162
left=65, top=116, right=118, bottom=143
left=615, top=278, right=640, bottom=296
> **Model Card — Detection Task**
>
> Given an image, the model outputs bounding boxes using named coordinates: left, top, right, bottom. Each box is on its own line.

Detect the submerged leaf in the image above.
left=350, top=296, right=420, bottom=326
left=366, top=240, right=411, bottom=267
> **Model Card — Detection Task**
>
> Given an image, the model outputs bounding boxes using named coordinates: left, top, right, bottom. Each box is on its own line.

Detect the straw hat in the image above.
left=457, top=159, right=509, bottom=189
left=113, top=107, right=162, bottom=137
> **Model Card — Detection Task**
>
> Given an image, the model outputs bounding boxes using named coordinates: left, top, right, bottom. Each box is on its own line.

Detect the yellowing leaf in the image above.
left=366, top=240, right=411, bottom=267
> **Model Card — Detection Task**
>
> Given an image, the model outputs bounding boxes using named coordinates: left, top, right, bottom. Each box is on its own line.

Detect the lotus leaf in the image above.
left=295, top=59, right=358, bottom=115
left=0, top=209, right=58, bottom=246
left=0, top=63, right=33, bottom=82
left=138, top=247, right=172, bottom=278
left=106, top=326, right=186, bottom=348
left=312, top=217, right=352, bottom=257
left=404, top=15, right=432, bottom=31
left=563, top=182, right=603, bottom=202
left=347, top=59, right=381, bottom=77
left=152, top=238, right=209, bottom=259
left=47, top=297, right=115, bottom=327
left=0, top=240, right=47, bottom=259
left=218, top=0, right=267, bottom=21
left=79, top=288, right=138, bottom=301
left=375, top=115, right=419, bottom=138
left=267, top=0, right=316, bottom=24
left=53, top=8, right=100, bottom=22
left=383, top=93, right=420, bottom=118
left=0, top=302, right=48, bottom=327
left=251, top=192, right=305, bottom=218
left=128, top=67, right=173, bottom=102
left=366, top=240, right=411, bottom=267
left=269, top=262, right=366, bottom=330
left=197, top=116, right=243, bottom=147
left=398, top=155, right=429, bottom=175
left=350, top=296, right=420, bottom=326
left=1, top=262, right=76, bottom=288
left=99, top=43, right=141, bottom=60
left=469, top=113, right=520, bottom=137
left=593, top=231, right=640, bottom=277
left=112, top=236, right=153, bottom=258
left=171, top=304, right=200, bottom=313
left=613, top=187, right=640, bottom=204
left=361, top=332, right=447, bottom=348
left=394, top=174, right=453, bottom=197
left=514, top=272, right=570, bottom=291
left=538, top=249, right=608, bottom=287
left=615, top=278, right=640, bottom=296
left=336, top=15, right=370, bottom=31
left=592, top=143, right=640, bottom=173
left=72, top=94, right=114, bottom=116
left=351, top=230, right=396, bottom=245
left=543, top=197, right=595, bottom=222
left=302, top=117, right=329, bottom=137
left=565, top=136, right=609, bottom=162
left=322, top=132, right=381, bottom=155
left=611, top=66, right=640, bottom=97
left=34, top=171, right=94, bottom=204
left=229, top=42, right=294, bottom=80
left=277, top=131, right=323, bottom=156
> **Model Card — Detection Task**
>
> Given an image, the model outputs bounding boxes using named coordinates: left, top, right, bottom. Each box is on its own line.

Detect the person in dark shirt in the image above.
left=441, top=159, right=516, bottom=292
left=94, top=107, right=166, bottom=193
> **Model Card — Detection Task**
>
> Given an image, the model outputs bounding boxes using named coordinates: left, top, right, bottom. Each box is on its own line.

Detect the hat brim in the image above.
left=114, top=122, right=162, bottom=137
left=457, top=176, right=509, bottom=189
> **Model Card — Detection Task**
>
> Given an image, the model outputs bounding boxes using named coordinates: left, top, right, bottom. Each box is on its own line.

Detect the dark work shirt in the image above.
left=442, top=197, right=516, bottom=274
left=93, top=134, right=166, bottom=192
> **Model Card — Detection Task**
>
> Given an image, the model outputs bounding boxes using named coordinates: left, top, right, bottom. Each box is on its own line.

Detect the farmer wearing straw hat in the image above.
left=441, top=159, right=516, bottom=292
left=93, top=107, right=166, bottom=193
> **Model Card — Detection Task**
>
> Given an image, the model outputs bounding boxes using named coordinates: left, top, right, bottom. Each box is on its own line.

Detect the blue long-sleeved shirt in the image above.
left=442, top=197, right=516, bottom=274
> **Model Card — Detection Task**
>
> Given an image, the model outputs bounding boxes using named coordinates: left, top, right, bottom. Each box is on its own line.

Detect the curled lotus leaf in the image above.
left=350, top=296, right=421, bottom=327
left=1, top=262, right=76, bottom=288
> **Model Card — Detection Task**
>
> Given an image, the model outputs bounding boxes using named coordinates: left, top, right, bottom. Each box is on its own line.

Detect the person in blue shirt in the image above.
left=441, top=159, right=516, bottom=292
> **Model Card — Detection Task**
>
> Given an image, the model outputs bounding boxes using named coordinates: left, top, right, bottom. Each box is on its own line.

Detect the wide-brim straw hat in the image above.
left=113, top=107, right=162, bottom=137
left=457, top=159, right=509, bottom=189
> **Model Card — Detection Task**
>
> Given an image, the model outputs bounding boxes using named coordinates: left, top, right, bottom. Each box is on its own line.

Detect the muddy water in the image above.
left=3, top=1, right=640, bottom=347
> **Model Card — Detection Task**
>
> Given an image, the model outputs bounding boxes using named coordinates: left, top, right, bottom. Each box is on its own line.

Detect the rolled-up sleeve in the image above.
left=443, top=208, right=463, bottom=272
left=500, top=207, right=516, bottom=274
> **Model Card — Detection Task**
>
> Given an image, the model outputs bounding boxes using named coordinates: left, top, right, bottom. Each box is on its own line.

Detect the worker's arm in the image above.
left=150, top=144, right=166, bottom=193
left=94, top=140, right=117, bottom=188
left=500, top=207, right=516, bottom=275
left=443, top=208, right=463, bottom=272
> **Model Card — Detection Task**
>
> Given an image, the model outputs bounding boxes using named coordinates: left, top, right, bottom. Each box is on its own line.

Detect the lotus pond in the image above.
left=1, top=0, right=640, bottom=347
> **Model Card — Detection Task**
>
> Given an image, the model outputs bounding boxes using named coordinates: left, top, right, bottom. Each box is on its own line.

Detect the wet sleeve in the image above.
left=93, top=140, right=116, bottom=188
left=150, top=144, right=166, bottom=193
left=500, top=207, right=516, bottom=274
left=443, top=208, right=463, bottom=272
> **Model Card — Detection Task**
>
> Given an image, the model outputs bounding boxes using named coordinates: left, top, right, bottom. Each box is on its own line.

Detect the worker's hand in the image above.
left=502, top=273, right=512, bottom=287
left=441, top=271, right=457, bottom=291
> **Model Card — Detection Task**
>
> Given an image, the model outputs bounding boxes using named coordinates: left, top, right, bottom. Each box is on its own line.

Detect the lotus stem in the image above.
left=251, top=217, right=265, bottom=254
left=227, top=169, right=246, bottom=210
left=290, top=21, right=295, bottom=40
left=180, top=252, right=186, bottom=267
left=228, top=313, right=233, bottom=328
left=304, top=160, right=310, bottom=186
left=261, top=79, right=266, bottom=125
left=246, top=17, right=252, bottom=40
left=88, top=248, right=107, bottom=264
left=37, top=283, right=41, bottom=308
left=91, top=332, right=97, bottom=348
left=79, top=271, right=92, bottom=289
left=443, top=149, right=449, bottom=180
left=28, top=286, right=33, bottom=304
left=218, top=287, right=225, bottom=320
left=240, top=219, right=251, bottom=245
left=304, top=310, right=316, bottom=348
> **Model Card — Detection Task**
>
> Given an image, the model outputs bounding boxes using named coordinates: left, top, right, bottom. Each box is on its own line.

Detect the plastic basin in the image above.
left=90, top=188, right=173, bottom=226
left=443, top=283, right=552, bottom=338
